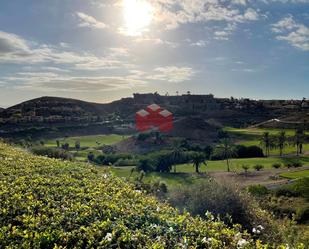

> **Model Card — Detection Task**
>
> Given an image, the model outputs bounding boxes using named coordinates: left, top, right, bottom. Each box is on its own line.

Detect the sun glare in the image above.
left=123, top=0, right=153, bottom=36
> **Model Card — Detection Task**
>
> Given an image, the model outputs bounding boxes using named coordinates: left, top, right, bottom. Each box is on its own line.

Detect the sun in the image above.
left=123, top=0, right=153, bottom=36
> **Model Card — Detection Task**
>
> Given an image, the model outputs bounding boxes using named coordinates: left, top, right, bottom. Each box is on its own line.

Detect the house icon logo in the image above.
left=136, top=104, right=173, bottom=132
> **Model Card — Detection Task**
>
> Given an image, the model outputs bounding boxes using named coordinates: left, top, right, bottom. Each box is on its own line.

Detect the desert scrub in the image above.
left=0, top=142, right=303, bottom=249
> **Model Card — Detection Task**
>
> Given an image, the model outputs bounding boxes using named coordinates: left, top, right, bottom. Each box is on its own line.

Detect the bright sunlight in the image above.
left=123, top=0, right=153, bottom=36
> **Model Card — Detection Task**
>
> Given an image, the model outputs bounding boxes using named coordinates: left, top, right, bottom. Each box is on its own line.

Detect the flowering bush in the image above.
left=0, top=142, right=302, bottom=248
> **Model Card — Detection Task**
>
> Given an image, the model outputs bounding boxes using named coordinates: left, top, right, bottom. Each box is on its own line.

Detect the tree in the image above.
left=294, top=128, right=305, bottom=156
left=191, top=152, right=207, bottom=173
left=75, top=141, right=81, bottom=150
left=260, top=132, right=273, bottom=157
left=217, top=138, right=236, bottom=172
left=56, top=140, right=60, bottom=148
left=170, top=147, right=184, bottom=173
left=277, top=131, right=286, bottom=157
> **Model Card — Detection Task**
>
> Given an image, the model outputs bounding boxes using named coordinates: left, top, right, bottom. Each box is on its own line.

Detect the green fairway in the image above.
left=224, top=127, right=309, bottom=156
left=45, top=134, right=128, bottom=148
left=280, top=170, right=309, bottom=179
left=109, top=166, right=207, bottom=186
left=109, top=156, right=309, bottom=187
left=177, top=157, right=309, bottom=172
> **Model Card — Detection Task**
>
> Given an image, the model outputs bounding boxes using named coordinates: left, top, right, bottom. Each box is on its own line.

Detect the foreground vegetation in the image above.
left=1, top=141, right=296, bottom=249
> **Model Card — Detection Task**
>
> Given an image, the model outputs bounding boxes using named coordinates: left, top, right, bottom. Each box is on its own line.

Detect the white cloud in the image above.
left=75, top=12, right=107, bottom=29
left=133, top=37, right=179, bottom=48
left=149, top=66, right=195, bottom=82
left=231, top=0, right=247, bottom=5
left=214, top=23, right=236, bottom=40
left=152, top=0, right=260, bottom=30
left=272, top=16, right=309, bottom=51
left=0, top=31, right=133, bottom=70
left=190, top=40, right=208, bottom=47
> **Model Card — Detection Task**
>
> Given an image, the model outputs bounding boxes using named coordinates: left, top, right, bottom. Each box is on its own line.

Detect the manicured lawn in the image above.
left=108, top=156, right=309, bottom=187
left=177, top=157, right=309, bottom=172
left=224, top=127, right=309, bottom=156
left=109, top=166, right=207, bottom=186
left=224, top=127, right=309, bottom=136
left=45, top=134, right=128, bottom=148
left=280, top=170, right=309, bottom=179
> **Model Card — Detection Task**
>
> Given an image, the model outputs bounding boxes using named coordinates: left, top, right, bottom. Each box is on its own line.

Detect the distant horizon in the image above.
left=1, top=92, right=307, bottom=109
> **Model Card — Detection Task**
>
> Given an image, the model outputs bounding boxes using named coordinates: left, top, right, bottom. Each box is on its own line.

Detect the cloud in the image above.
left=152, top=0, right=260, bottom=30
left=133, top=37, right=179, bottom=48
left=214, top=23, right=236, bottom=40
left=272, top=16, right=309, bottom=51
left=149, top=66, right=195, bottom=82
left=231, top=0, right=247, bottom=5
left=190, top=40, right=208, bottom=47
left=75, top=12, right=107, bottom=29
left=0, top=31, right=133, bottom=70
left=0, top=31, right=31, bottom=57
left=3, top=71, right=145, bottom=92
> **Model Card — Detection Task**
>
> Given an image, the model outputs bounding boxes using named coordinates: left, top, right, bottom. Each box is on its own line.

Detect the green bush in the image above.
left=114, top=158, right=138, bottom=166
left=295, top=206, right=309, bottom=224
left=253, top=164, right=264, bottom=171
left=31, top=146, right=73, bottom=160
left=1, top=141, right=280, bottom=248
left=137, top=157, right=156, bottom=172
left=293, top=162, right=303, bottom=168
left=167, top=181, right=301, bottom=245
left=248, top=185, right=269, bottom=197
left=272, top=163, right=281, bottom=169
left=242, top=165, right=250, bottom=173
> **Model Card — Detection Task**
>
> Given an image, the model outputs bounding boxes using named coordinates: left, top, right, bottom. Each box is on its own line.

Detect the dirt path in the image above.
left=209, top=166, right=309, bottom=188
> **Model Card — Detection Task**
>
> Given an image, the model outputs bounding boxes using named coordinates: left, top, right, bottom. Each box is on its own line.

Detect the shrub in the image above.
left=285, top=163, right=293, bottom=168
left=248, top=185, right=269, bottom=197
left=94, top=153, right=133, bottom=166
left=167, top=181, right=294, bottom=244
left=295, top=207, right=309, bottom=224
left=114, top=158, right=138, bottom=166
left=236, top=145, right=264, bottom=158
left=272, top=163, right=281, bottom=169
left=273, top=188, right=299, bottom=198
left=31, top=146, right=73, bottom=160
left=87, top=152, right=95, bottom=162
left=253, top=164, right=264, bottom=171
left=1, top=141, right=273, bottom=248
left=137, top=158, right=156, bottom=172
left=293, top=161, right=303, bottom=168
left=242, top=165, right=250, bottom=173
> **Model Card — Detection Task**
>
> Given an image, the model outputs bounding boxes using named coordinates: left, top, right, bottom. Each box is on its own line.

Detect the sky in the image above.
left=0, top=0, right=308, bottom=107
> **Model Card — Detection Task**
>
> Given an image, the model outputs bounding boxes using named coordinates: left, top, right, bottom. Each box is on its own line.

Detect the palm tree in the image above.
left=170, top=147, right=184, bottom=173
left=191, top=152, right=207, bottom=173
left=294, top=128, right=304, bottom=156
left=260, top=132, right=272, bottom=157
left=277, top=131, right=286, bottom=157
left=217, top=138, right=236, bottom=172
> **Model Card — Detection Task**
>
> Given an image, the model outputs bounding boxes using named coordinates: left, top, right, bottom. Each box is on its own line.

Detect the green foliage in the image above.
left=253, top=164, right=264, bottom=171
left=0, top=142, right=282, bottom=248
left=272, top=163, right=281, bottom=169
left=167, top=181, right=300, bottom=246
left=248, top=185, right=269, bottom=197
left=94, top=153, right=133, bottom=166
left=31, top=146, right=73, bottom=160
left=242, top=165, right=250, bottom=173
left=294, top=206, right=309, bottom=224
left=235, top=145, right=264, bottom=158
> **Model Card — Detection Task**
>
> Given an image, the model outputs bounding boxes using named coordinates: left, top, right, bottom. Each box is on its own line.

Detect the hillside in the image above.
left=0, top=94, right=308, bottom=140
left=0, top=141, right=275, bottom=248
